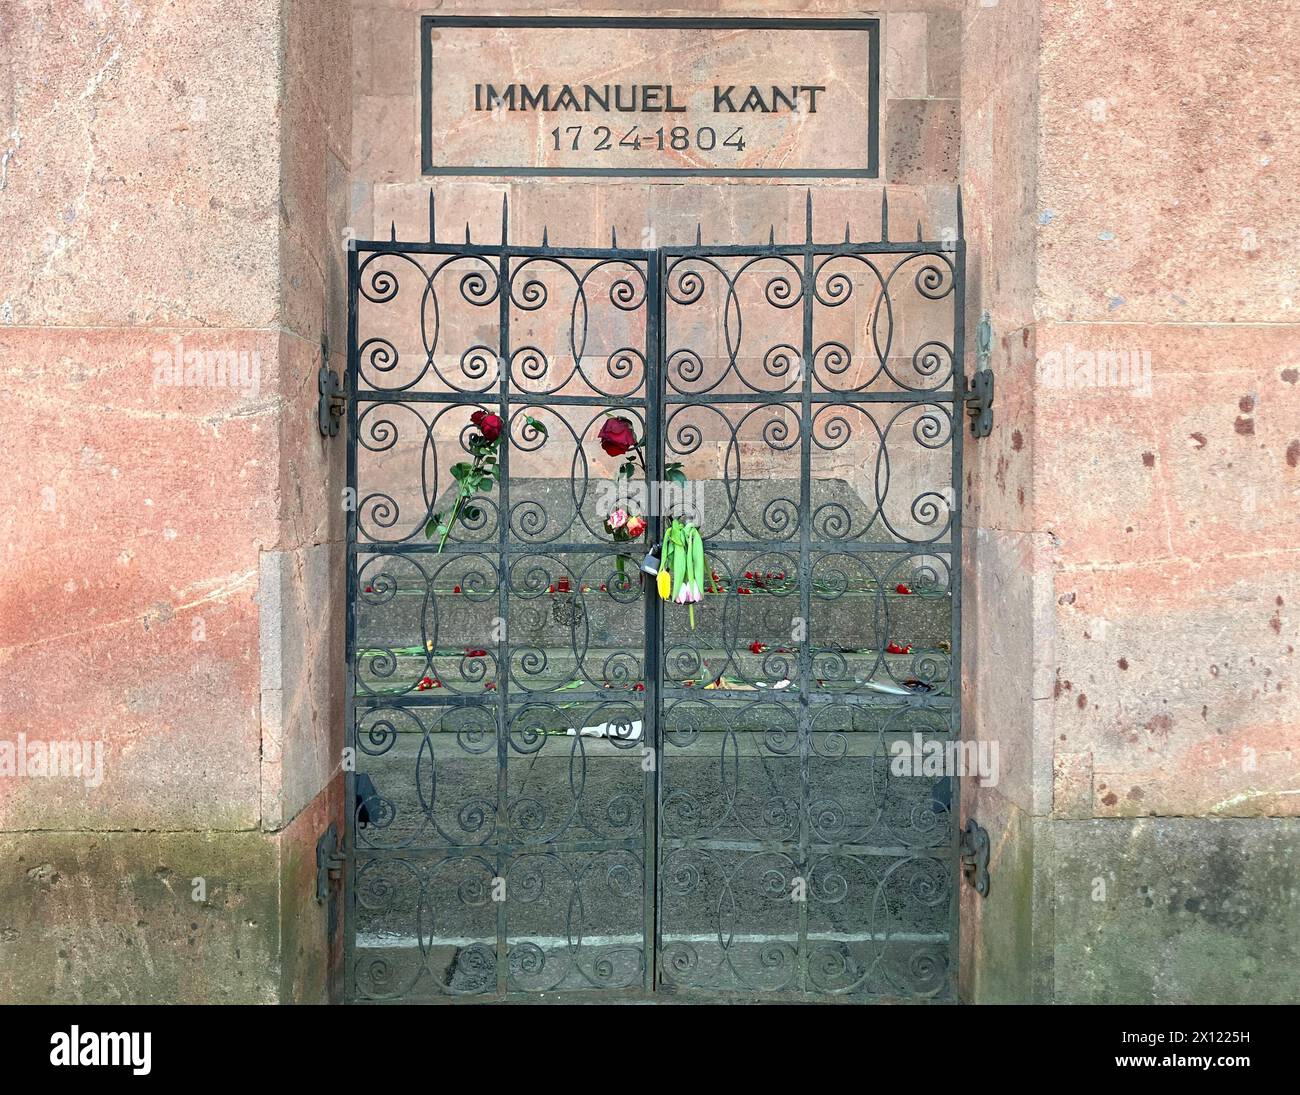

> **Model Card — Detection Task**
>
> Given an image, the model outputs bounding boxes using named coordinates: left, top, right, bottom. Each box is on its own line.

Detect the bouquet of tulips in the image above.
left=657, top=518, right=706, bottom=629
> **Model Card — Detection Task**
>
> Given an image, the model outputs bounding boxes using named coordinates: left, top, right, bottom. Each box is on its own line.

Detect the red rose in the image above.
left=598, top=416, right=637, bottom=457
left=625, top=514, right=646, bottom=539
left=896, top=583, right=912, bottom=595
left=471, top=411, right=503, bottom=442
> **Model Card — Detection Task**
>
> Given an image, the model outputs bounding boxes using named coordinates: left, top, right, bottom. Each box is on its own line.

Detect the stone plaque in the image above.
left=421, top=16, right=879, bottom=178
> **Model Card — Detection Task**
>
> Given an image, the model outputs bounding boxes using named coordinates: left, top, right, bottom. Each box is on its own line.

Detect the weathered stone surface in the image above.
left=1051, top=554, right=1300, bottom=819
left=926, top=11, right=960, bottom=98
left=277, top=780, right=344, bottom=1003
left=0, top=326, right=277, bottom=831
left=0, top=0, right=351, bottom=1002
left=961, top=323, right=1036, bottom=533
left=0, top=830, right=280, bottom=1004
left=885, top=98, right=959, bottom=185
left=0, top=0, right=281, bottom=328
left=1036, top=1, right=1300, bottom=324
left=962, top=527, right=1056, bottom=816
left=259, top=541, right=344, bottom=830
left=1050, top=818, right=1300, bottom=1004
left=958, top=784, right=1044, bottom=1003
left=885, top=13, right=929, bottom=100
left=959, top=0, right=1039, bottom=333
left=959, top=0, right=1300, bottom=1006
left=1033, top=323, right=1300, bottom=567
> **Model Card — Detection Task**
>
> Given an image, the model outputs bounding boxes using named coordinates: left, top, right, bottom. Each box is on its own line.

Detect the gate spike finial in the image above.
left=695, top=222, right=702, bottom=246
left=917, top=219, right=924, bottom=242
left=390, top=220, right=396, bottom=243
left=880, top=190, right=889, bottom=242
left=428, top=189, right=436, bottom=243
left=465, top=222, right=471, bottom=244
left=768, top=225, right=775, bottom=246
left=501, top=193, right=509, bottom=245
left=805, top=189, right=813, bottom=243
left=611, top=226, right=618, bottom=248
left=956, top=184, right=965, bottom=240
left=844, top=221, right=851, bottom=244
left=542, top=226, right=549, bottom=248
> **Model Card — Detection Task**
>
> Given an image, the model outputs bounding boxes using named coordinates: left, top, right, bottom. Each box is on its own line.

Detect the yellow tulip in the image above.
left=657, top=568, right=672, bottom=600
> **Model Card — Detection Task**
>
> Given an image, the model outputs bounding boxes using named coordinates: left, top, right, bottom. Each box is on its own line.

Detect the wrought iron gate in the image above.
left=344, top=192, right=965, bottom=1001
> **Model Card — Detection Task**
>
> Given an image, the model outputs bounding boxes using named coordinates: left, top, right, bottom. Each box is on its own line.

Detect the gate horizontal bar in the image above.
left=660, top=838, right=958, bottom=858
left=351, top=691, right=955, bottom=711
left=351, top=390, right=957, bottom=406
left=355, top=242, right=653, bottom=260
left=352, top=838, right=645, bottom=860
left=351, top=539, right=954, bottom=555
left=352, top=241, right=957, bottom=258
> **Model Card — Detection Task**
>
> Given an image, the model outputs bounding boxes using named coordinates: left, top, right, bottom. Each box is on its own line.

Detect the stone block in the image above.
left=1049, top=818, right=1300, bottom=1003
left=0, top=326, right=280, bottom=831
left=962, top=527, right=1057, bottom=816
left=958, top=783, right=1043, bottom=1003
left=927, top=11, right=960, bottom=98
left=886, top=98, right=959, bottom=185
left=0, top=830, right=279, bottom=1003
left=276, top=779, right=344, bottom=1003
left=1036, top=0, right=1300, bottom=324
left=1033, top=322, right=1300, bottom=566
left=885, top=13, right=929, bottom=100
left=0, top=0, right=281, bottom=328
left=259, top=542, right=344, bottom=830
left=1051, top=554, right=1300, bottom=818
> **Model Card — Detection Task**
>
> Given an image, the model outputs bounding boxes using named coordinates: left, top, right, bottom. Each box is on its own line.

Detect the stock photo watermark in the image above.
left=1037, top=343, right=1152, bottom=397
left=151, top=337, right=262, bottom=399
left=0, top=734, right=104, bottom=789
left=890, top=733, right=999, bottom=785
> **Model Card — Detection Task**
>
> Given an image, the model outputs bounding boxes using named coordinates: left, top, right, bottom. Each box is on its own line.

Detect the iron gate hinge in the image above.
left=960, top=818, right=990, bottom=897
left=316, top=821, right=344, bottom=903
left=964, top=311, right=994, bottom=438
left=318, top=365, right=345, bottom=437
left=318, top=335, right=345, bottom=437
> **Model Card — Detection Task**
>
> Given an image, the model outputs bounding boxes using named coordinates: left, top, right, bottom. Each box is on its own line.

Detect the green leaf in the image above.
left=450, top=461, right=473, bottom=481
left=525, top=415, right=548, bottom=437
left=462, top=505, right=481, bottom=521
left=424, top=516, right=439, bottom=539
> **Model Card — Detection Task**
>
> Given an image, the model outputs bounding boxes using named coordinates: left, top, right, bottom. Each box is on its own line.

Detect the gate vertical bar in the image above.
left=644, top=251, right=662, bottom=994
left=947, top=194, right=967, bottom=1002
left=495, top=214, right=511, bottom=996
left=796, top=194, right=815, bottom=991
left=343, top=244, right=359, bottom=1003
